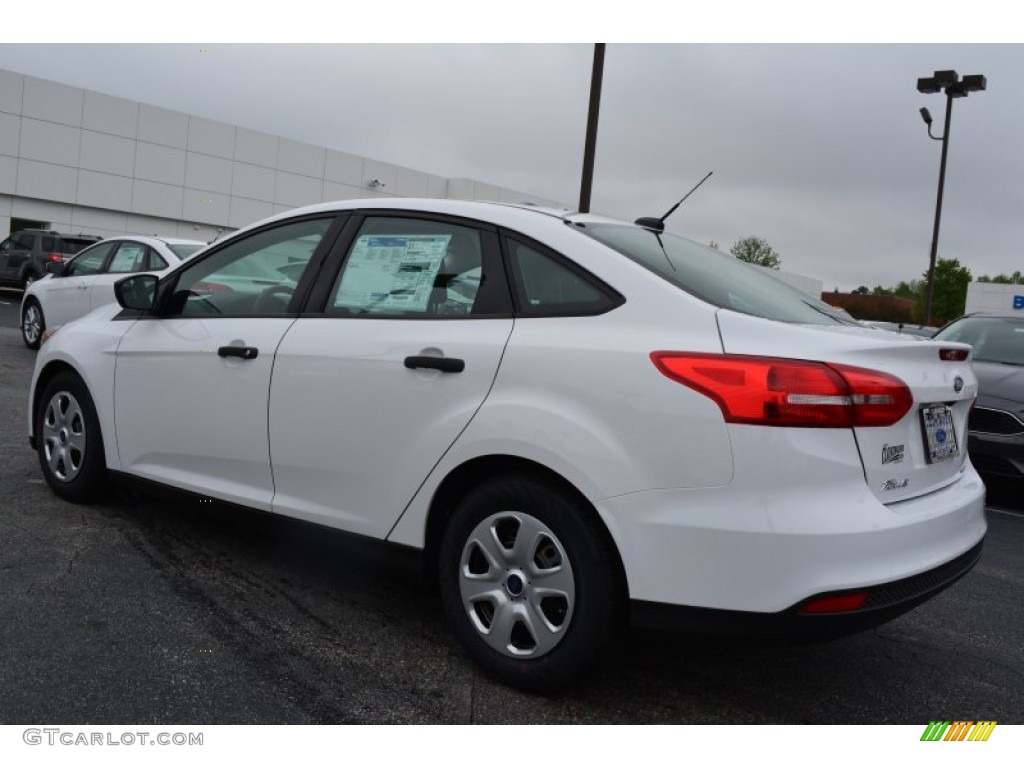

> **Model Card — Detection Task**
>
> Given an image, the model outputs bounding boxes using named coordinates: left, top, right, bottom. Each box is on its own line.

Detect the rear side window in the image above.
left=505, top=237, right=621, bottom=317
left=147, top=252, right=169, bottom=271
left=62, top=238, right=98, bottom=255
left=580, top=224, right=855, bottom=326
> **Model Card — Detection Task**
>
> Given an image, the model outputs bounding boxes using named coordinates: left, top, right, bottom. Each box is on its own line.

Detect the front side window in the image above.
left=329, top=218, right=488, bottom=317
left=168, top=217, right=332, bottom=317
left=67, top=242, right=116, bottom=276
left=107, top=243, right=149, bottom=273
left=4, top=232, right=35, bottom=251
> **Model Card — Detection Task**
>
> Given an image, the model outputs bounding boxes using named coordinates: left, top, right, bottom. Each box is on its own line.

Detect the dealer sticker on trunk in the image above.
left=921, top=404, right=959, bottom=463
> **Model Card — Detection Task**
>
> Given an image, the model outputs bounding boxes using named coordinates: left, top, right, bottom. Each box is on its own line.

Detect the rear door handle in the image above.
left=218, top=346, right=259, bottom=360
left=404, top=355, right=464, bottom=373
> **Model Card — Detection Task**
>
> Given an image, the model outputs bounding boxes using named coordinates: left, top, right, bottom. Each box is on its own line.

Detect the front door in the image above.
left=114, top=216, right=339, bottom=509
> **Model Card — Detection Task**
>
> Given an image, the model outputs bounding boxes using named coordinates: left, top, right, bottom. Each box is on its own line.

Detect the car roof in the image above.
left=235, top=197, right=618, bottom=232
left=97, top=235, right=206, bottom=247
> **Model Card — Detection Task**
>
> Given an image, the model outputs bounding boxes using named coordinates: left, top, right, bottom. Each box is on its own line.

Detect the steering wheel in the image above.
left=254, top=284, right=296, bottom=314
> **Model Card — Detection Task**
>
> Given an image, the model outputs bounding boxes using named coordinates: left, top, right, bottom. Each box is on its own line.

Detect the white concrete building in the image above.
left=964, top=281, right=1024, bottom=314
left=0, top=68, right=563, bottom=244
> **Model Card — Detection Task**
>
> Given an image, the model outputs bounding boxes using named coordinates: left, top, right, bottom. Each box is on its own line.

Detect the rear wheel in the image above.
left=21, top=298, right=44, bottom=350
left=36, top=371, right=107, bottom=502
left=438, top=475, right=622, bottom=692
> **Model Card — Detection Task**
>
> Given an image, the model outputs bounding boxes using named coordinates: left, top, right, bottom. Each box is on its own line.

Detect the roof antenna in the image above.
left=635, top=171, right=713, bottom=233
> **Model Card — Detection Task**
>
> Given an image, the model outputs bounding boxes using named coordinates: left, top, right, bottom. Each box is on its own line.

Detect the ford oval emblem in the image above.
left=954, top=376, right=964, bottom=393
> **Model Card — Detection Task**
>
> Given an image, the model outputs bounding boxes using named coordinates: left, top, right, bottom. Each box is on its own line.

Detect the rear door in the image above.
left=268, top=213, right=514, bottom=538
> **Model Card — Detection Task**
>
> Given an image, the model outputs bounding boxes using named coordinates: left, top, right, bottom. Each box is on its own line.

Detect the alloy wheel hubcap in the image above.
left=42, top=391, right=86, bottom=482
left=459, top=512, right=575, bottom=659
left=23, top=305, right=41, bottom=344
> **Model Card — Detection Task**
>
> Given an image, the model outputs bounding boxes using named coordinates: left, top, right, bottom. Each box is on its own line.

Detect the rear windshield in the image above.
left=579, top=223, right=856, bottom=325
left=169, top=244, right=204, bottom=259
left=61, top=238, right=99, bottom=255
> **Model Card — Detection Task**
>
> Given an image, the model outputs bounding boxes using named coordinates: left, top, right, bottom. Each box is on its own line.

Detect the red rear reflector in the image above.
left=651, top=352, right=912, bottom=428
left=939, top=348, right=969, bottom=361
left=45, top=253, right=63, bottom=263
left=800, top=592, right=868, bottom=614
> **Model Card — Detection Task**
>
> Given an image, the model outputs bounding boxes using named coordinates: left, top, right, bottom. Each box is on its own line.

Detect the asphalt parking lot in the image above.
left=0, top=289, right=1021, bottom=724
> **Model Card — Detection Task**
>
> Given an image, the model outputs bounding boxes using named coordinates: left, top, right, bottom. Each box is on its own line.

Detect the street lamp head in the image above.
left=962, top=74, right=987, bottom=92
left=947, top=82, right=969, bottom=98
left=917, top=77, right=941, bottom=94
left=933, top=70, right=960, bottom=86
left=919, top=107, right=933, bottom=125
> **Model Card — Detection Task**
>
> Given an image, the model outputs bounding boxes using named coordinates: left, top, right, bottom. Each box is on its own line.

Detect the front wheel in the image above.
left=438, top=475, right=623, bottom=692
left=22, top=299, right=45, bottom=350
left=36, top=371, right=107, bottom=502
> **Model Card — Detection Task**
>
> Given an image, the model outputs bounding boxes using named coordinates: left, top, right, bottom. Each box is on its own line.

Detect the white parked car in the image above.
left=20, top=235, right=206, bottom=349
left=27, top=199, right=987, bottom=690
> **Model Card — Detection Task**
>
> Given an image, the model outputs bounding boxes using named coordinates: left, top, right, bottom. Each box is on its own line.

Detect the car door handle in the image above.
left=404, top=355, right=465, bottom=373
left=218, top=346, right=259, bottom=360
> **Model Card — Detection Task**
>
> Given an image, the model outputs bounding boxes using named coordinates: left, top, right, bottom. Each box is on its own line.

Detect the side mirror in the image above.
left=46, top=261, right=66, bottom=276
left=115, top=273, right=159, bottom=311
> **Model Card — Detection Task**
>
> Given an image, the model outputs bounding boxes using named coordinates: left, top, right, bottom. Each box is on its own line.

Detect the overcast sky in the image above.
left=1, top=42, right=1021, bottom=292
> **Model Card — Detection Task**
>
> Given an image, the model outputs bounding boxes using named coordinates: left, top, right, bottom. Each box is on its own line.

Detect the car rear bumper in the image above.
left=630, top=538, right=984, bottom=636
left=597, top=463, right=987, bottom=614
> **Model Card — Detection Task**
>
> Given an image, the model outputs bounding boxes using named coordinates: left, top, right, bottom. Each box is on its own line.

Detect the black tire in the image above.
left=438, top=474, right=623, bottom=692
left=36, top=371, right=107, bottom=503
left=21, top=298, right=44, bottom=350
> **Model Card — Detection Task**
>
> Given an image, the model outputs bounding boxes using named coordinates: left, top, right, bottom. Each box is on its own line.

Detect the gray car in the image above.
left=0, top=229, right=102, bottom=289
left=933, top=313, right=1024, bottom=482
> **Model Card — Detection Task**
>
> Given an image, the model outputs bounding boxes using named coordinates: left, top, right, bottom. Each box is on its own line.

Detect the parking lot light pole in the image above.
left=579, top=44, right=605, bottom=214
left=916, top=70, right=986, bottom=326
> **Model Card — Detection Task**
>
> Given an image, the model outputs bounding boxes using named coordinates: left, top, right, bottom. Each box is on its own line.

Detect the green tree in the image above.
left=730, top=236, right=781, bottom=269
left=918, top=258, right=972, bottom=324
left=852, top=285, right=870, bottom=295
left=893, top=280, right=924, bottom=301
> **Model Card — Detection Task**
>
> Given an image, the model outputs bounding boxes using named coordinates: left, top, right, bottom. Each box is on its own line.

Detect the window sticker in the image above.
left=336, top=234, right=451, bottom=313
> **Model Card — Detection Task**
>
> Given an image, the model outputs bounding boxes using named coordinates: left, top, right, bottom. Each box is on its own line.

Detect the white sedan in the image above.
left=26, top=199, right=986, bottom=691
left=20, top=235, right=206, bottom=349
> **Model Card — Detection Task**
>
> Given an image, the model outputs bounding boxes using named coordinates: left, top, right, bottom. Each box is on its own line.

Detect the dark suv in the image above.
left=0, top=229, right=102, bottom=289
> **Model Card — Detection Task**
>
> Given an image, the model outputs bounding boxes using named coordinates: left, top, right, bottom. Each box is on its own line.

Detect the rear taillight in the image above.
left=939, top=348, right=969, bottom=361
left=45, top=253, right=63, bottom=263
left=651, top=352, right=912, bottom=428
